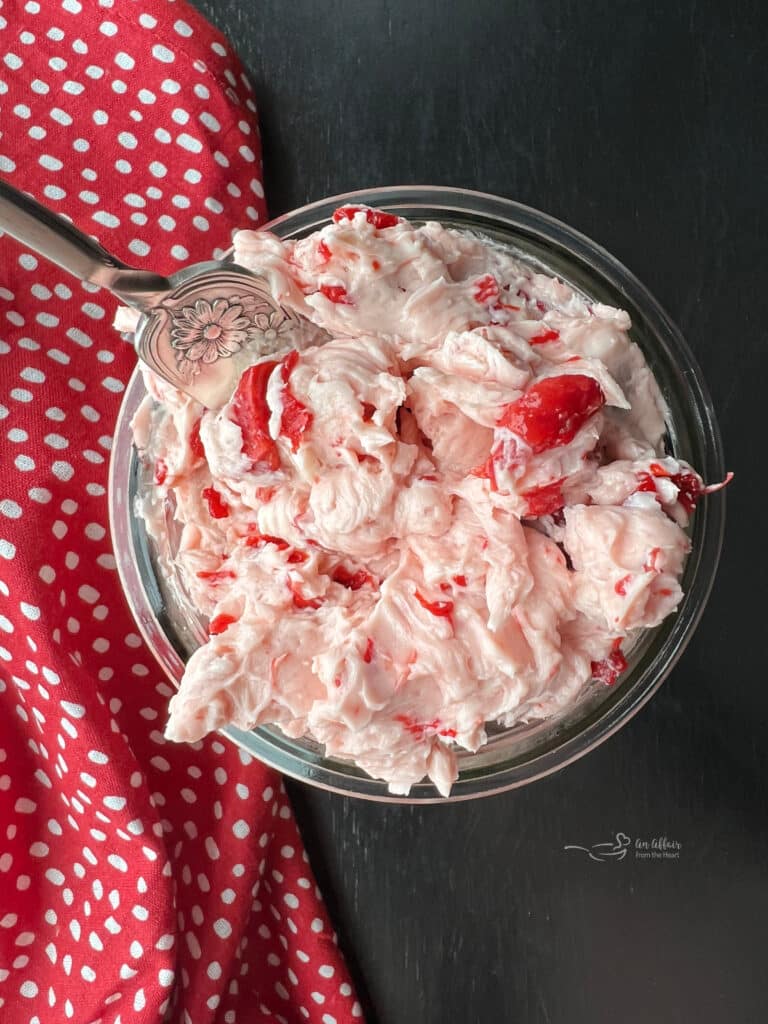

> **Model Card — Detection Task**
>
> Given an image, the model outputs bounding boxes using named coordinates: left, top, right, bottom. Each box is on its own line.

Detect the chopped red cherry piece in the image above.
left=245, top=531, right=290, bottom=551
left=332, top=206, right=400, bottom=229
left=591, top=649, right=628, bottom=686
left=287, top=550, right=309, bottom=564
left=452, top=575, right=467, bottom=587
left=395, top=714, right=433, bottom=739
left=196, top=569, right=236, bottom=582
left=473, top=274, right=500, bottom=304
left=635, top=472, right=658, bottom=494
left=439, top=582, right=452, bottom=593
left=529, top=328, right=560, bottom=345
left=332, top=206, right=360, bottom=223
left=332, top=566, right=375, bottom=590
left=189, top=419, right=206, bottom=462
left=202, top=486, right=230, bottom=519
left=278, top=350, right=313, bottom=452
left=521, top=478, right=565, bottom=517
left=395, top=714, right=454, bottom=740
left=209, top=613, right=237, bottom=635
left=497, top=375, right=605, bottom=454
left=230, top=359, right=280, bottom=471
left=288, top=580, right=322, bottom=610
left=361, top=402, right=376, bottom=422
left=638, top=466, right=725, bottom=515
left=366, top=209, right=399, bottom=228
left=317, top=240, right=332, bottom=262
left=470, top=451, right=498, bottom=491
left=395, top=713, right=419, bottom=737
left=614, top=574, right=632, bottom=596
left=414, top=591, right=454, bottom=618
left=154, top=459, right=168, bottom=485
left=371, top=259, right=381, bottom=271
left=643, top=546, right=661, bottom=573
left=669, top=472, right=702, bottom=515
left=363, top=638, right=375, bottom=664
left=318, top=284, right=352, bottom=305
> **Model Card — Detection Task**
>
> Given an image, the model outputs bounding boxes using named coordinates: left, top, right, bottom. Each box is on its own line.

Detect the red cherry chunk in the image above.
left=230, top=360, right=280, bottom=470
left=332, top=566, right=376, bottom=591
left=497, top=375, right=605, bottom=454
left=209, top=613, right=237, bottom=635
left=521, top=478, right=564, bottom=517
left=635, top=472, right=658, bottom=494
left=189, top=419, right=206, bottom=462
left=670, top=472, right=702, bottom=515
left=245, top=531, right=290, bottom=550
left=473, top=274, right=500, bottom=304
left=414, top=591, right=454, bottom=618
left=332, top=206, right=400, bottom=229
left=529, top=328, right=560, bottom=345
left=470, top=451, right=498, bottom=491
left=591, top=649, right=628, bottom=686
left=278, top=351, right=313, bottom=453
left=288, top=580, right=322, bottom=610
left=318, top=284, right=352, bottom=305
left=202, top=486, right=230, bottom=519
left=614, top=574, right=632, bottom=596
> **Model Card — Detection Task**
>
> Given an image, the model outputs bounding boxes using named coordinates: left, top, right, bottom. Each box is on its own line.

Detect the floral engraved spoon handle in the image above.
left=0, top=177, right=308, bottom=409
left=135, top=265, right=306, bottom=408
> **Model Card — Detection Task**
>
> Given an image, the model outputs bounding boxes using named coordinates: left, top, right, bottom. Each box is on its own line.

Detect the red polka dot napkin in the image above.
left=0, top=2, right=362, bottom=1021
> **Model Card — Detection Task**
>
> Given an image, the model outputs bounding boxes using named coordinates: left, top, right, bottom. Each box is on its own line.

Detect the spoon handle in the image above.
left=0, top=176, right=170, bottom=310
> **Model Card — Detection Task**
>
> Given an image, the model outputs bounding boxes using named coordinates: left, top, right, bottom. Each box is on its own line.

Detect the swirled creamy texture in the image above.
left=129, top=206, right=723, bottom=796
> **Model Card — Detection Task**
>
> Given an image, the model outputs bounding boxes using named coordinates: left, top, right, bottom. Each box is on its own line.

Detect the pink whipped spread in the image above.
left=129, top=205, right=726, bottom=796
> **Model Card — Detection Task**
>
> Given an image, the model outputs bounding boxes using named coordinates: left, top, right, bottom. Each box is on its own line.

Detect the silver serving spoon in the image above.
left=0, top=177, right=311, bottom=408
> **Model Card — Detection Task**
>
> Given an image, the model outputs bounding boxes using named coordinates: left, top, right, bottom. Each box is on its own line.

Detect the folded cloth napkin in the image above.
left=0, top=3, right=362, bottom=1021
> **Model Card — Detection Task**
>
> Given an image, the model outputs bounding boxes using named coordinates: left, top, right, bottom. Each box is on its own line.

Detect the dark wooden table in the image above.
left=194, top=2, right=766, bottom=1020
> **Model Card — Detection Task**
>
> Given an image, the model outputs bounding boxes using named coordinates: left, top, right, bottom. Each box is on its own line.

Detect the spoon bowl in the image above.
left=0, top=176, right=307, bottom=408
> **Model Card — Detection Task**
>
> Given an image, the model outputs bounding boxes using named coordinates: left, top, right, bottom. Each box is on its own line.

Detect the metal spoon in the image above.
left=0, top=177, right=310, bottom=408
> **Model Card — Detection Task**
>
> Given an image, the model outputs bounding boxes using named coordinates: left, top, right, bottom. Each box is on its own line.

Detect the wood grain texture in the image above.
left=192, top=1, right=767, bottom=1021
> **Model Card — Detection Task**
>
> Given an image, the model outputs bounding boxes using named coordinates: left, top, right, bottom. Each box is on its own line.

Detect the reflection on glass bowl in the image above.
left=109, top=187, right=726, bottom=803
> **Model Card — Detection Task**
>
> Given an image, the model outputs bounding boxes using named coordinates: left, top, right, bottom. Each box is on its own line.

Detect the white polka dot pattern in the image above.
left=0, top=2, right=360, bottom=1022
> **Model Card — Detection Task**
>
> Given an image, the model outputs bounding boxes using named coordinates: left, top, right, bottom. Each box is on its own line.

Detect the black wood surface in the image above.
left=192, top=2, right=766, bottom=1021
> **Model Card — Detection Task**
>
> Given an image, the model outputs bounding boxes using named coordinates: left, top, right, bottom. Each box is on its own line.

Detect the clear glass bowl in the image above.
left=109, top=186, right=726, bottom=803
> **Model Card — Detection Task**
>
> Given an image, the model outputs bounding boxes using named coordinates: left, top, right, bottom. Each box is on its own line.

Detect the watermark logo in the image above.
left=564, top=832, right=631, bottom=863
left=564, top=831, right=681, bottom=862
